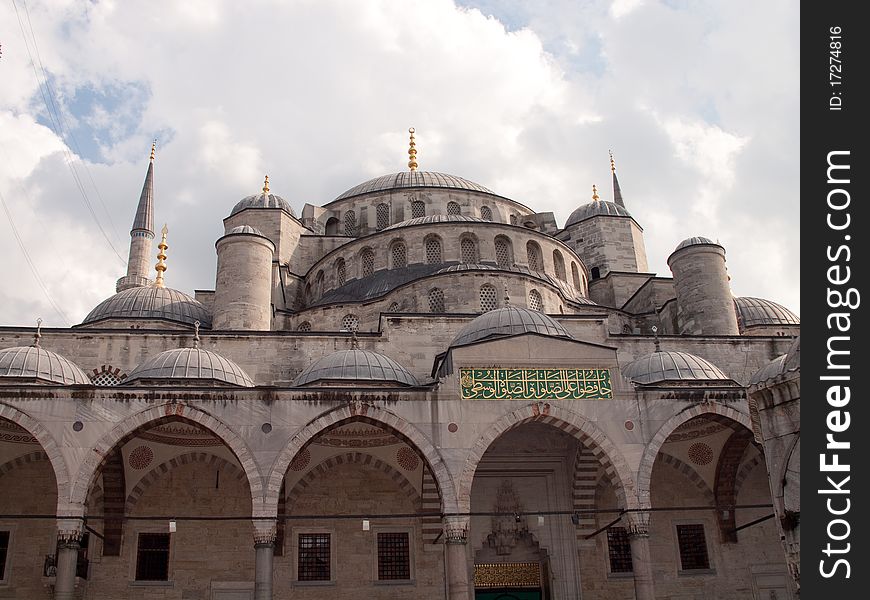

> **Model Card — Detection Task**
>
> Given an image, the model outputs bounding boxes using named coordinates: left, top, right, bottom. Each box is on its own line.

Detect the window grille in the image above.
left=460, top=237, right=479, bottom=263
left=428, top=288, right=445, bottom=312
left=425, top=237, right=443, bottom=264
left=135, top=533, right=170, bottom=581
left=571, top=262, right=582, bottom=290
left=391, top=242, right=407, bottom=268
left=411, top=200, right=425, bottom=218
left=341, top=314, right=359, bottom=332
left=377, top=532, right=410, bottom=580
left=676, top=524, right=711, bottom=570
left=480, top=205, right=493, bottom=221
left=528, top=289, right=544, bottom=311
left=344, top=210, right=357, bottom=236
left=298, top=322, right=312, bottom=332
left=361, top=249, right=375, bottom=277
left=388, top=302, right=401, bottom=312
left=91, top=370, right=121, bottom=387
left=298, top=533, right=331, bottom=581
left=336, top=259, right=346, bottom=286
left=606, top=527, right=633, bottom=573
left=495, top=237, right=512, bottom=269
left=376, top=203, right=390, bottom=230
left=480, top=285, right=498, bottom=312
left=553, top=250, right=567, bottom=281
left=527, top=242, right=543, bottom=271
left=447, top=201, right=461, bottom=215
left=510, top=214, right=518, bottom=225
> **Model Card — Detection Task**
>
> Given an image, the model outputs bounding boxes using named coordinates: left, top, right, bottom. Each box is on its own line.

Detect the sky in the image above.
left=0, top=0, right=799, bottom=327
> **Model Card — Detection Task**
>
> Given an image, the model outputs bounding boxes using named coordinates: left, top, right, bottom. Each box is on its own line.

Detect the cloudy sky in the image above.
left=0, top=0, right=799, bottom=327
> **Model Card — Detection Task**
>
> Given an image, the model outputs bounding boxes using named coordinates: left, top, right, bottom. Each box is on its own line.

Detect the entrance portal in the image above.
left=474, top=562, right=543, bottom=600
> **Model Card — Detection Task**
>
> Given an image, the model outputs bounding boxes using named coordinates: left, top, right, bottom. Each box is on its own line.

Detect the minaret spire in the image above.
left=116, top=142, right=157, bottom=292
left=610, top=150, right=625, bottom=208
left=154, top=225, right=169, bottom=288
left=408, top=128, right=418, bottom=171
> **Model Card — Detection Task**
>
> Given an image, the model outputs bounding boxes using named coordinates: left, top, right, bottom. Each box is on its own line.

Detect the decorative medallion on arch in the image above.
left=459, top=368, right=612, bottom=400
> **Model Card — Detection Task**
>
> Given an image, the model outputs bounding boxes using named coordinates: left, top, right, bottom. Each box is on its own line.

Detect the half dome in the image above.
left=294, top=349, right=418, bottom=387
left=450, top=306, right=573, bottom=347
left=735, top=297, right=800, bottom=328
left=125, top=348, right=254, bottom=387
left=82, top=286, right=212, bottom=328
left=334, top=171, right=496, bottom=202
left=565, top=201, right=631, bottom=227
left=0, top=345, right=90, bottom=385
left=622, top=350, right=731, bottom=384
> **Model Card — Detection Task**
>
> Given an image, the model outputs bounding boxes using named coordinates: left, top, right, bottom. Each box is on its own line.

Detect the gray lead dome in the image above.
left=450, top=306, right=573, bottom=347
left=622, top=350, right=730, bottom=384
left=0, top=345, right=91, bottom=385
left=674, top=236, right=719, bottom=251
left=294, top=349, right=418, bottom=386
left=565, top=201, right=631, bottom=227
left=126, top=348, right=254, bottom=387
left=83, top=286, right=212, bottom=328
left=334, top=171, right=496, bottom=202
left=735, top=297, right=800, bottom=327
left=230, top=192, right=296, bottom=217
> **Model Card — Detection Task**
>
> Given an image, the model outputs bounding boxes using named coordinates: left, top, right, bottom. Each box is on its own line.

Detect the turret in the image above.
left=667, top=236, right=739, bottom=335
left=212, top=225, right=276, bottom=331
left=116, top=142, right=156, bottom=291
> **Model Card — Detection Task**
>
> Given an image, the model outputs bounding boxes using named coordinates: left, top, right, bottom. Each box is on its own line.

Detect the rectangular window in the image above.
left=676, top=524, right=710, bottom=570
left=0, top=530, right=9, bottom=581
left=298, top=533, right=330, bottom=581
left=135, top=533, right=170, bottom=581
left=606, top=527, right=633, bottom=573
left=377, top=532, right=410, bottom=580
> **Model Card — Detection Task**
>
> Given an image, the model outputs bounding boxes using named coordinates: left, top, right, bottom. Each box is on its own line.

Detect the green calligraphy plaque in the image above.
left=459, top=368, right=612, bottom=400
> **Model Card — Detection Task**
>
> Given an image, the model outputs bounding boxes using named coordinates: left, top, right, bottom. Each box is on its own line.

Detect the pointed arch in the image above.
left=266, top=404, right=457, bottom=515
left=70, top=403, right=263, bottom=510
left=457, top=403, right=636, bottom=513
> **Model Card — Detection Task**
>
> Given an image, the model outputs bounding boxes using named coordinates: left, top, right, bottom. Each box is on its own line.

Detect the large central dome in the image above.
left=333, top=171, right=497, bottom=202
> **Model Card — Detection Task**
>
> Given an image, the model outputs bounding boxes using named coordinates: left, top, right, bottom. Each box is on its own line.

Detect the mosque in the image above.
left=0, top=131, right=800, bottom=600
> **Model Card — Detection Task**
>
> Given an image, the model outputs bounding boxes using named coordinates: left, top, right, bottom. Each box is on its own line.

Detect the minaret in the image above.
left=116, top=142, right=156, bottom=292
left=610, top=150, right=625, bottom=208
left=408, top=127, right=418, bottom=171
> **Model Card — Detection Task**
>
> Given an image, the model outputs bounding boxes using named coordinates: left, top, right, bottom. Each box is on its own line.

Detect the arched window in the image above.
left=91, top=367, right=122, bottom=386
left=553, top=250, right=566, bottom=281
left=526, top=241, right=543, bottom=271
left=460, top=236, right=479, bottom=263
left=428, top=288, right=445, bottom=312
left=510, top=214, right=518, bottom=226
left=528, top=289, right=544, bottom=312
left=494, top=236, right=513, bottom=269
left=571, top=262, right=582, bottom=290
left=336, top=258, right=346, bottom=287
left=341, top=314, right=359, bottom=332
left=391, top=241, right=407, bottom=268
left=425, top=235, right=443, bottom=264
left=314, top=270, right=325, bottom=299
left=388, top=302, right=400, bottom=312
left=361, top=248, right=375, bottom=277
left=591, top=266, right=601, bottom=280
left=480, top=205, right=493, bottom=221
left=297, top=321, right=312, bottom=332
left=479, top=284, right=498, bottom=312
left=325, top=217, right=340, bottom=235
left=376, top=203, right=390, bottom=230
left=344, top=210, right=357, bottom=236
left=304, top=282, right=312, bottom=302
left=447, top=201, right=461, bottom=215
left=411, top=200, right=426, bottom=218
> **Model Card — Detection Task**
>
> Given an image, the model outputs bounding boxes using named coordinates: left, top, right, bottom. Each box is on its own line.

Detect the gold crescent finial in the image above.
left=154, top=224, right=169, bottom=288
left=34, top=317, right=43, bottom=347
left=592, top=184, right=599, bottom=201
left=609, top=149, right=615, bottom=174
left=263, top=175, right=270, bottom=194
left=150, top=140, right=157, bottom=162
left=408, top=127, right=418, bottom=171
left=193, top=320, right=201, bottom=348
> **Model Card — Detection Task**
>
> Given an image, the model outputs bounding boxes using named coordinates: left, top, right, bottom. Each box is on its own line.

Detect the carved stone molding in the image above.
left=444, top=516, right=469, bottom=544
left=252, top=519, right=278, bottom=547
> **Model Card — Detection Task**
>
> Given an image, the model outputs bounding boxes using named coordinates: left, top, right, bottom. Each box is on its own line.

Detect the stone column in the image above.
left=253, top=519, right=277, bottom=600
left=627, top=510, right=655, bottom=600
left=444, top=516, right=472, bottom=600
left=54, top=518, right=84, bottom=600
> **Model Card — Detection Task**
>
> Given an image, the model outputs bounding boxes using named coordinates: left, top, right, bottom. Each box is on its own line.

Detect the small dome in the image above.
left=748, top=354, right=787, bottom=386
left=622, top=350, right=731, bottom=384
left=565, top=201, right=631, bottom=227
left=227, top=225, right=264, bottom=236
left=230, top=191, right=296, bottom=217
left=451, top=306, right=573, bottom=347
left=125, top=348, right=254, bottom=387
left=674, top=236, right=720, bottom=252
left=384, top=214, right=489, bottom=231
left=82, top=286, right=212, bottom=328
left=0, top=345, right=90, bottom=385
left=294, top=349, right=418, bottom=387
left=334, top=171, right=496, bottom=202
left=735, top=297, right=800, bottom=328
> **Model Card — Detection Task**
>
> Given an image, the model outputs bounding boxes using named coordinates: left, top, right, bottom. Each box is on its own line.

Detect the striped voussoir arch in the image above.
left=655, top=453, right=715, bottom=505
left=734, top=453, right=764, bottom=496
left=0, top=450, right=50, bottom=478
left=420, top=464, right=442, bottom=544
left=572, top=444, right=599, bottom=540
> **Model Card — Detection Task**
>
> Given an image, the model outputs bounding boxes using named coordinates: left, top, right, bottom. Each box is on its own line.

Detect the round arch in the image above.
left=266, top=403, right=457, bottom=515
left=0, top=402, right=71, bottom=513
left=456, top=403, right=636, bottom=513
left=636, top=402, right=752, bottom=506
left=70, top=403, right=263, bottom=510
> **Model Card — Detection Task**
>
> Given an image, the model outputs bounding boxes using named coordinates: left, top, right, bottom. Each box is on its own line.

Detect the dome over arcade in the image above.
left=125, top=347, right=254, bottom=387
left=0, top=345, right=90, bottom=385
left=294, top=349, right=418, bottom=387
left=748, top=354, right=787, bottom=387
left=229, top=176, right=296, bottom=218
left=82, top=286, right=212, bottom=328
left=334, top=171, right=497, bottom=202
left=450, top=306, right=573, bottom=347
left=735, top=297, right=800, bottom=328
left=565, top=200, right=631, bottom=228
left=621, top=350, right=731, bottom=384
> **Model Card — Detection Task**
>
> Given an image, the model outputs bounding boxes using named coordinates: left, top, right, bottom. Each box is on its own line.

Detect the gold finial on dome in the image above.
left=33, top=317, right=43, bottom=347
left=592, top=184, right=600, bottom=202
left=150, top=140, right=157, bottom=162
left=262, top=175, right=270, bottom=194
left=193, top=320, right=201, bottom=348
left=408, top=127, right=418, bottom=171
left=154, top=224, right=169, bottom=288
left=609, top=149, right=615, bottom=174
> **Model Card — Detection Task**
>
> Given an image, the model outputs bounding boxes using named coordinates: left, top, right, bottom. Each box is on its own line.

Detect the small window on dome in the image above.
left=553, top=250, right=566, bottom=281
left=344, top=210, right=357, bottom=236
left=460, top=236, right=479, bottom=264
left=336, top=259, right=346, bottom=287
left=91, top=367, right=123, bottom=387
left=479, top=284, right=497, bottom=313
left=391, top=241, right=407, bottom=268
left=425, top=236, right=443, bottom=264
left=376, top=203, right=390, bottom=230
left=428, top=288, right=445, bottom=313
left=571, top=262, right=582, bottom=290
left=341, top=314, right=359, bottom=332
left=387, top=302, right=401, bottom=312
left=528, top=289, right=544, bottom=312
left=361, top=248, right=375, bottom=277
left=495, top=236, right=513, bottom=269
left=510, top=214, right=518, bottom=226
left=298, top=322, right=312, bottom=332
left=480, top=205, right=493, bottom=221
left=447, top=201, right=461, bottom=216
left=526, top=241, right=543, bottom=272
left=411, top=201, right=425, bottom=219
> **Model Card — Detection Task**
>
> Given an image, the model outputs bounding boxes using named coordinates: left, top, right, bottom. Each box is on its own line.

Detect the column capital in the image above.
left=625, top=509, right=651, bottom=538
left=443, top=515, right=469, bottom=545
left=252, top=518, right=278, bottom=547
left=56, top=517, right=85, bottom=548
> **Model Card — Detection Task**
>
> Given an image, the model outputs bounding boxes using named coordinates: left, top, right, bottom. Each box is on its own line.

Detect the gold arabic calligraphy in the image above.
left=459, top=368, right=612, bottom=400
